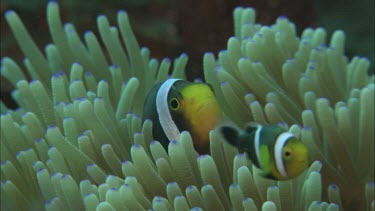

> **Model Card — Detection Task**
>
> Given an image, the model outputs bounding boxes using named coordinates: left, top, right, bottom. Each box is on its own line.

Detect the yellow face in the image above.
left=179, top=83, right=223, bottom=154
left=282, top=138, right=309, bottom=178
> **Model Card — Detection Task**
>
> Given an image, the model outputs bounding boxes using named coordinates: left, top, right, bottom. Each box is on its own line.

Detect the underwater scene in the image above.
left=1, top=1, right=374, bottom=211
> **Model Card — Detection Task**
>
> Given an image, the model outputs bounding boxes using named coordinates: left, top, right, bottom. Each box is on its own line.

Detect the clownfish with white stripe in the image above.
left=142, top=78, right=223, bottom=154
left=219, top=122, right=309, bottom=180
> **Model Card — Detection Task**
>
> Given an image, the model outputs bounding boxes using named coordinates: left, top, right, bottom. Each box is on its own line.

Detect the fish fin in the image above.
left=244, top=122, right=261, bottom=134
left=258, top=172, right=277, bottom=180
left=259, top=145, right=272, bottom=174
left=220, top=126, right=239, bottom=147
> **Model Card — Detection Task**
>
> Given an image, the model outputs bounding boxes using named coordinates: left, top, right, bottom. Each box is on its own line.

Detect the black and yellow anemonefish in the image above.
left=219, top=122, right=309, bottom=180
left=142, top=78, right=222, bottom=154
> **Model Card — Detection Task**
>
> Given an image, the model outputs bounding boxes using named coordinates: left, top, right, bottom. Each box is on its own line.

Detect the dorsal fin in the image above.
left=244, top=122, right=261, bottom=134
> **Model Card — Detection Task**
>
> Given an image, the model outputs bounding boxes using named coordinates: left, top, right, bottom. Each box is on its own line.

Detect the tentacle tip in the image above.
left=83, top=72, right=92, bottom=77
left=220, top=81, right=229, bottom=86
left=198, top=154, right=209, bottom=159
left=118, top=10, right=127, bottom=15
left=230, top=184, right=238, bottom=188
left=363, top=57, right=371, bottom=62
left=187, top=185, right=195, bottom=190
left=37, top=167, right=46, bottom=173
left=102, top=144, right=111, bottom=149
left=249, top=100, right=259, bottom=105
left=45, top=197, right=55, bottom=205
left=48, top=146, right=56, bottom=151
left=54, top=101, right=63, bottom=106
left=194, top=78, right=203, bottom=82
left=29, top=79, right=39, bottom=84
left=52, top=72, right=62, bottom=78
left=243, top=197, right=252, bottom=202
left=74, top=97, right=86, bottom=102
left=50, top=172, right=59, bottom=177
left=1, top=111, right=10, bottom=117
left=330, top=203, right=339, bottom=207
left=269, top=185, right=278, bottom=189
left=97, top=14, right=106, bottom=19
left=61, top=174, right=69, bottom=179
left=85, top=193, right=94, bottom=197
left=219, top=49, right=227, bottom=54
left=205, top=51, right=214, bottom=56
left=150, top=140, right=158, bottom=146
left=87, top=163, right=95, bottom=168
left=132, top=144, right=141, bottom=149
left=315, top=160, right=323, bottom=165
left=330, top=184, right=338, bottom=189
left=21, top=111, right=28, bottom=117
left=4, top=10, right=16, bottom=17
left=47, top=125, right=57, bottom=129
left=278, top=122, right=288, bottom=127
left=237, top=153, right=245, bottom=158
left=255, top=32, right=263, bottom=37
left=234, top=6, right=244, bottom=10
left=110, top=64, right=120, bottom=69
left=314, top=201, right=321, bottom=205
left=1, top=160, right=8, bottom=166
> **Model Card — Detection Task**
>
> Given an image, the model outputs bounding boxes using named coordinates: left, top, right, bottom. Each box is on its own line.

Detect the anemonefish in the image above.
left=219, top=122, right=309, bottom=180
left=142, top=78, right=222, bottom=154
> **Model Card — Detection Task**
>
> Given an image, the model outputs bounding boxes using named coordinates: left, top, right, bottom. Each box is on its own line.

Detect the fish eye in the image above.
left=170, top=98, right=179, bottom=110
left=284, top=151, right=291, bottom=157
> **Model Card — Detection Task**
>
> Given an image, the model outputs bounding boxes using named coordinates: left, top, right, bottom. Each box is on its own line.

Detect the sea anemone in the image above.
left=1, top=2, right=374, bottom=211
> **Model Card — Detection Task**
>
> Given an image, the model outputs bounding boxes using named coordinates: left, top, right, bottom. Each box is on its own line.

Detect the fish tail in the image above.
left=220, top=126, right=240, bottom=147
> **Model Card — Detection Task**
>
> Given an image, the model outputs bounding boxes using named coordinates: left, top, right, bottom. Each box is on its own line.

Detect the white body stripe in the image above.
left=156, top=78, right=182, bottom=141
left=274, top=132, right=294, bottom=178
left=254, top=125, right=262, bottom=166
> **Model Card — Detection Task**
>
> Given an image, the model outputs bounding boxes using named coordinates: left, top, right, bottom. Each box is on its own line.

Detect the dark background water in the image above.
left=1, top=0, right=374, bottom=109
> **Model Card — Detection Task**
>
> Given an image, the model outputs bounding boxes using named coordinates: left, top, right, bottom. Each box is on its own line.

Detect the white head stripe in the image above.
left=254, top=125, right=262, bottom=166
left=274, top=132, right=294, bottom=178
left=156, top=78, right=182, bottom=141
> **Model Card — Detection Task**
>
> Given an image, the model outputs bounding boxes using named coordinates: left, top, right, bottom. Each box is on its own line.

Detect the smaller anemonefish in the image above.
left=142, top=78, right=222, bottom=154
left=218, top=122, right=309, bottom=180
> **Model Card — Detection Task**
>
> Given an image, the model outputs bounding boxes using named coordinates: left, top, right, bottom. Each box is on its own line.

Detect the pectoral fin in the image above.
left=259, top=145, right=272, bottom=174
